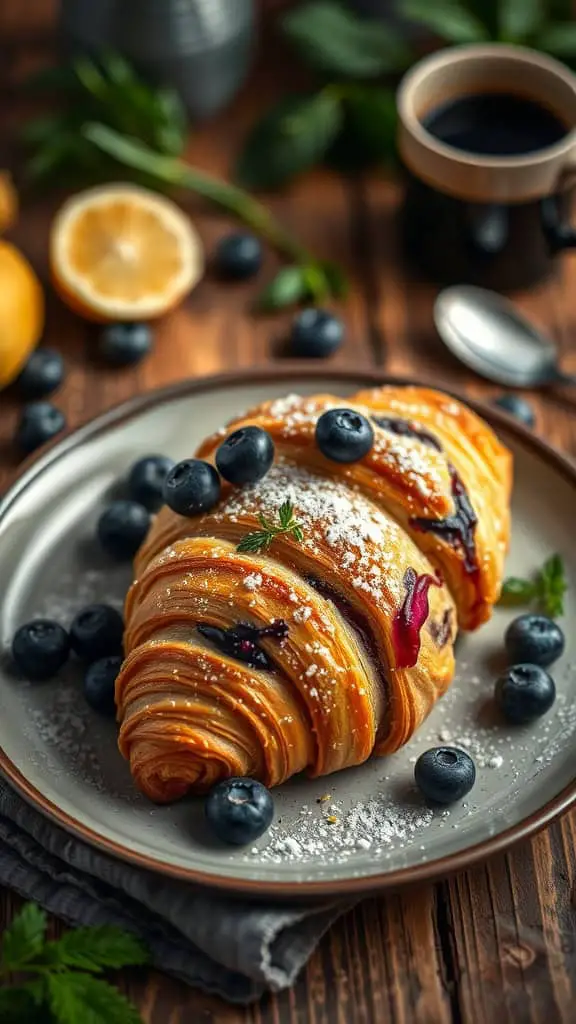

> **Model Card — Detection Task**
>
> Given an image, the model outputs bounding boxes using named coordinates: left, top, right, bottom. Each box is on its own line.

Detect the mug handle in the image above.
left=540, top=166, right=576, bottom=253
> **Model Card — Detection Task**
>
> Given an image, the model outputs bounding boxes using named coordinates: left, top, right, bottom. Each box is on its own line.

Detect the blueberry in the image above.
left=493, top=394, right=535, bottom=428
left=495, top=663, right=556, bottom=724
left=414, top=747, right=476, bottom=804
left=15, top=402, right=66, bottom=454
left=505, top=614, right=564, bottom=668
left=17, top=349, right=65, bottom=399
left=70, top=604, right=124, bottom=662
left=97, top=500, right=151, bottom=559
left=315, top=408, right=374, bottom=463
left=99, top=323, right=152, bottom=366
left=289, top=308, right=344, bottom=358
left=128, top=454, right=175, bottom=512
left=83, top=655, right=122, bottom=716
left=216, top=426, right=275, bottom=485
left=205, top=777, right=274, bottom=845
left=163, top=459, right=221, bottom=516
left=12, top=620, right=70, bottom=681
left=215, top=233, right=263, bottom=280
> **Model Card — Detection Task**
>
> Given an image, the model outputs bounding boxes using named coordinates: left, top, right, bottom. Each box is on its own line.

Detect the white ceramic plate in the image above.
left=1, top=368, right=575, bottom=897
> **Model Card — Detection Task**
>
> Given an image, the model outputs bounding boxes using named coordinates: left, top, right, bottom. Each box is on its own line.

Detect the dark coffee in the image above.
left=422, top=92, right=568, bottom=156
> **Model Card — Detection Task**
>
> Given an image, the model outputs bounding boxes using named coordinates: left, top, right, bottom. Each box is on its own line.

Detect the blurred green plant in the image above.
left=22, top=52, right=347, bottom=310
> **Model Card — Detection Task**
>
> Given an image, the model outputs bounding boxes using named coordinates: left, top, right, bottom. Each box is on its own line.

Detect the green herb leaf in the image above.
left=499, top=577, right=537, bottom=603
left=48, top=927, right=148, bottom=973
left=536, top=553, right=567, bottom=618
left=1, top=902, right=47, bottom=970
left=498, top=0, right=543, bottom=41
left=401, top=0, right=489, bottom=43
left=236, top=531, right=274, bottom=553
left=327, top=84, right=397, bottom=172
left=236, top=91, right=342, bottom=190
left=0, top=986, right=43, bottom=1024
left=283, top=1, right=412, bottom=78
left=537, top=22, right=576, bottom=57
left=257, top=266, right=310, bottom=311
left=319, top=260, right=349, bottom=299
left=237, top=502, right=304, bottom=554
left=47, top=971, right=143, bottom=1024
left=279, top=499, right=296, bottom=530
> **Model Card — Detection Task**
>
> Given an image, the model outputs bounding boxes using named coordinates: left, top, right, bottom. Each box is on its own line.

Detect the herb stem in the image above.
left=83, top=123, right=312, bottom=264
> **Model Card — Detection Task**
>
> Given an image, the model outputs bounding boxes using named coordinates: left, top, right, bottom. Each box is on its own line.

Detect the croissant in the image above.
left=116, top=386, right=512, bottom=803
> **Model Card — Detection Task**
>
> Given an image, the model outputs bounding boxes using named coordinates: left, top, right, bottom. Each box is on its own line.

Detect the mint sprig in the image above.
left=0, top=902, right=148, bottom=1024
left=237, top=499, right=304, bottom=554
left=499, top=553, right=567, bottom=618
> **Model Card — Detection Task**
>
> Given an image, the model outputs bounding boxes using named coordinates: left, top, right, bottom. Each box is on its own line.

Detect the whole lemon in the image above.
left=0, top=242, right=44, bottom=390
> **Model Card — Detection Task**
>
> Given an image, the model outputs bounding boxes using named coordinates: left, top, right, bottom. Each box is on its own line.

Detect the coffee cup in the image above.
left=397, top=44, right=576, bottom=291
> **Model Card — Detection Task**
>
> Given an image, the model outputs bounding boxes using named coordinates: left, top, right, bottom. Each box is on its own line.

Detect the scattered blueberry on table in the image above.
left=128, top=454, right=175, bottom=512
left=17, top=348, right=65, bottom=399
left=12, top=620, right=70, bottom=681
left=505, top=614, right=564, bottom=668
left=15, top=402, right=66, bottom=454
left=216, top=426, right=275, bottom=485
left=70, top=603, right=124, bottom=662
left=163, top=459, right=221, bottom=516
left=289, top=308, right=344, bottom=358
left=205, top=777, right=274, bottom=845
left=315, top=408, right=374, bottom=463
left=215, top=233, right=263, bottom=280
left=495, top=664, right=556, bottom=724
left=83, top=655, right=122, bottom=716
left=414, top=746, right=476, bottom=804
left=99, top=322, right=152, bottom=366
left=492, top=393, right=535, bottom=428
left=97, top=500, right=151, bottom=559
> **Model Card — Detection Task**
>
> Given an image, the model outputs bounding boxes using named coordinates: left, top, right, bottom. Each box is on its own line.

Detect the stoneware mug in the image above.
left=396, top=44, right=576, bottom=292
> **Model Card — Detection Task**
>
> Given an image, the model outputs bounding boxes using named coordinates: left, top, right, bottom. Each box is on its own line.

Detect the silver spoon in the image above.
left=434, top=285, right=576, bottom=388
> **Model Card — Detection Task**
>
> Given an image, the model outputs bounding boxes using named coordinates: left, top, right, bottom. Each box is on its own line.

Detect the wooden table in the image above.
left=3, top=2, right=576, bottom=1022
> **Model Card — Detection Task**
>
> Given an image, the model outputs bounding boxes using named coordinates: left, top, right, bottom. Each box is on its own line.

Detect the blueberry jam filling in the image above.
left=372, top=417, right=478, bottom=576
left=198, top=620, right=288, bottom=670
left=372, top=416, right=442, bottom=451
left=393, top=568, right=442, bottom=669
left=429, top=607, right=453, bottom=649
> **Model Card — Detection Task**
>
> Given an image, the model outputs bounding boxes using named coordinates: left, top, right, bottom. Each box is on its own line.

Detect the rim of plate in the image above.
left=1, top=364, right=575, bottom=899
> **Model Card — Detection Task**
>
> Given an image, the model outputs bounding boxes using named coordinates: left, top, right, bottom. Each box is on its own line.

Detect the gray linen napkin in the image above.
left=0, top=779, right=348, bottom=1004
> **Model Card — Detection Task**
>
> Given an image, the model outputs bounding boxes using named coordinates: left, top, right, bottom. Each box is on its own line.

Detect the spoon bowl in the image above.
left=434, top=286, right=566, bottom=388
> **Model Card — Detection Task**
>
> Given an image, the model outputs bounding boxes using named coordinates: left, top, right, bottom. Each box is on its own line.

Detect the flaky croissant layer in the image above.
left=116, top=386, right=512, bottom=802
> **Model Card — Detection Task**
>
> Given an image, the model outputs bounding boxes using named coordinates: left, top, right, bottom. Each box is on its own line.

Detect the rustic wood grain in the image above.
left=3, top=1, right=576, bottom=1023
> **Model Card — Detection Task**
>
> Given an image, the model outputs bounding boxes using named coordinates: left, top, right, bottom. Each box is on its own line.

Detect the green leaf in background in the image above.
left=0, top=902, right=47, bottom=969
left=498, top=0, right=544, bottom=41
left=536, top=553, right=567, bottom=618
left=47, top=971, right=143, bottom=1024
left=236, top=91, right=342, bottom=190
left=48, top=926, right=149, bottom=973
left=325, top=85, right=397, bottom=174
left=499, top=577, right=537, bottom=604
left=319, top=260, right=349, bottom=298
left=282, top=1, right=412, bottom=79
left=400, top=0, right=489, bottom=43
left=537, top=22, right=576, bottom=57
left=257, top=266, right=311, bottom=310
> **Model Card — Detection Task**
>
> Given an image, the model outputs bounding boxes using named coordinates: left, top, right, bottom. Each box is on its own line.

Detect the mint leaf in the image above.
left=0, top=986, right=43, bottom=1024
left=48, top=972, right=143, bottom=1024
left=279, top=500, right=295, bottom=530
left=319, top=260, right=349, bottom=299
left=536, top=553, right=567, bottom=618
left=401, top=0, right=489, bottom=43
left=537, top=23, right=576, bottom=58
left=500, top=577, right=537, bottom=603
left=333, top=84, right=398, bottom=172
left=236, top=92, right=342, bottom=190
left=1, top=903, right=47, bottom=970
left=49, top=926, right=148, bottom=973
left=498, top=0, right=543, bottom=41
left=257, top=266, right=309, bottom=311
left=283, top=1, right=412, bottom=78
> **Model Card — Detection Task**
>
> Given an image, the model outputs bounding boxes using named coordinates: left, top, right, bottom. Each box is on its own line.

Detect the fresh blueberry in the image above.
left=163, top=459, right=221, bottom=516
left=128, top=454, right=175, bottom=512
left=215, top=233, right=263, bottom=280
left=216, top=427, right=275, bottom=485
left=414, top=747, right=476, bottom=804
left=15, top=402, right=66, bottom=454
left=205, top=777, right=274, bottom=845
left=289, top=308, right=344, bottom=358
left=493, top=394, right=535, bottom=428
left=12, top=620, right=70, bottom=681
left=315, top=408, right=374, bottom=463
left=505, top=614, right=564, bottom=668
left=97, top=500, right=151, bottom=559
left=495, top=663, right=556, bottom=724
left=17, top=349, right=65, bottom=399
left=83, top=655, right=122, bottom=716
left=99, top=323, right=152, bottom=366
left=70, top=604, right=124, bottom=662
